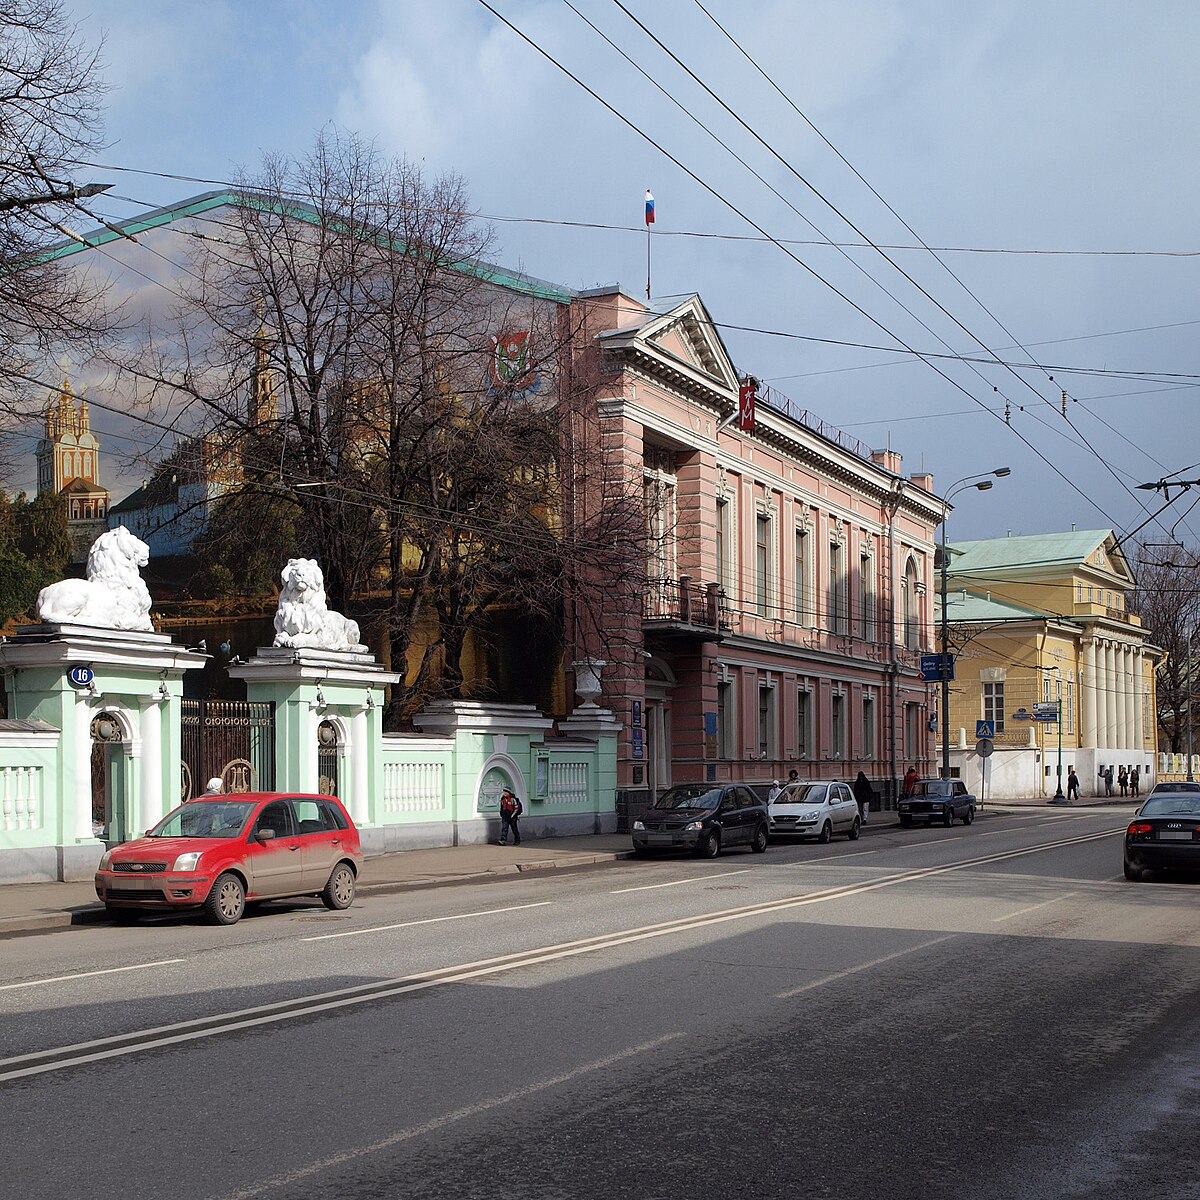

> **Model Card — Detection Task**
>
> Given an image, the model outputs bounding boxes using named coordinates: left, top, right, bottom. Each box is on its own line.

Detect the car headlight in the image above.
left=173, top=852, right=202, bottom=872
left=98, top=850, right=113, bottom=870
left=683, top=820, right=704, bottom=832
left=633, top=820, right=645, bottom=831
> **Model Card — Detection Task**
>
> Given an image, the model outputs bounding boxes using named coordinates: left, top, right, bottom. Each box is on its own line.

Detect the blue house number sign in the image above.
left=68, top=665, right=94, bottom=688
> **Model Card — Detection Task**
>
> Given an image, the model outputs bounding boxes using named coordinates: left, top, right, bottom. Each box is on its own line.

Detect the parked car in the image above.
left=769, top=780, right=860, bottom=842
left=94, top=792, right=363, bottom=925
left=1123, top=783, right=1200, bottom=881
left=898, top=779, right=976, bottom=827
left=632, top=783, right=769, bottom=858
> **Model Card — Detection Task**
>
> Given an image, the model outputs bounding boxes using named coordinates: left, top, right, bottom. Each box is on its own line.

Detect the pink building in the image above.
left=566, top=289, right=941, bottom=822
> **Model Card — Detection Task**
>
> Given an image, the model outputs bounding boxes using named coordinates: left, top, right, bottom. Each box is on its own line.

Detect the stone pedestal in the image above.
left=0, top=623, right=206, bottom=880
left=228, top=646, right=399, bottom=826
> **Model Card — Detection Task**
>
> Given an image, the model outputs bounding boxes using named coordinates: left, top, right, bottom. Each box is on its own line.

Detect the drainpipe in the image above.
left=883, top=482, right=903, bottom=808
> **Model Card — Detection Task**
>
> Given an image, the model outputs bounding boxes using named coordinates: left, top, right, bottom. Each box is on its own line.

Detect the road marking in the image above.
left=0, top=825, right=1122, bottom=1083
left=776, top=936, right=955, bottom=999
left=301, top=901, right=553, bottom=942
left=0, top=959, right=184, bottom=993
left=903, top=835, right=966, bottom=846
left=220, top=1032, right=684, bottom=1200
left=787, top=849, right=878, bottom=864
left=992, top=892, right=1078, bottom=922
left=610, top=869, right=750, bottom=894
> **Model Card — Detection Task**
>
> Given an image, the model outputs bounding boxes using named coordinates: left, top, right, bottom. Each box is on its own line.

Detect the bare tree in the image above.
left=1131, top=542, right=1200, bottom=755
left=0, top=0, right=113, bottom=432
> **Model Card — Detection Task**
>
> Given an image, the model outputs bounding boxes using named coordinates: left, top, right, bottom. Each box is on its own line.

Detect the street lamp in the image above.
left=1044, top=664, right=1068, bottom=804
left=939, top=468, right=1011, bottom=781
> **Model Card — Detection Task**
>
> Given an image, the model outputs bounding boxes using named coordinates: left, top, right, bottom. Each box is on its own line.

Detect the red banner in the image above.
left=737, top=382, right=756, bottom=433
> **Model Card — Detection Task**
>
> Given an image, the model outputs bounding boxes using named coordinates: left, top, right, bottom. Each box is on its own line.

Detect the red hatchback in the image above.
left=95, top=792, right=363, bottom=925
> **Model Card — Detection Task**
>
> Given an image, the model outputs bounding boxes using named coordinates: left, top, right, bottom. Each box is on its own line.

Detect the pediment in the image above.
left=637, top=296, right=739, bottom=393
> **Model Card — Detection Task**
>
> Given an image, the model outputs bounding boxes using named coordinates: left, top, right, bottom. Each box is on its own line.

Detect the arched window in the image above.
left=902, top=557, right=920, bottom=650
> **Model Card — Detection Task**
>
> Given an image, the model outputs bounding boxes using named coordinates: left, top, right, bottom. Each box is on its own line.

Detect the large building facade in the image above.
left=567, top=289, right=942, bottom=821
left=940, top=530, right=1161, bottom=799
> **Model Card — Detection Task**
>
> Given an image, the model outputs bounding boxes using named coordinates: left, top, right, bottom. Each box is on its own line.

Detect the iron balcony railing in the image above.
left=643, top=576, right=728, bottom=633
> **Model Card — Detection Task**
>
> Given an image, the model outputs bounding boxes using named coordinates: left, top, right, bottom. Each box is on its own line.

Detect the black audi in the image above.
left=1123, top=783, right=1200, bottom=881
left=632, top=783, right=769, bottom=858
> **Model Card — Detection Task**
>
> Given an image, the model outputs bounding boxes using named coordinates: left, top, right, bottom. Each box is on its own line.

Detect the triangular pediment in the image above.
left=633, top=295, right=740, bottom=395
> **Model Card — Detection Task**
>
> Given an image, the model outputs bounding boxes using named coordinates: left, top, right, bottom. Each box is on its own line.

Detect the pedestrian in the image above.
left=202, top=777, right=222, bottom=797
left=498, top=788, right=523, bottom=845
left=1103, top=766, right=1114, bottom=797
left=1131, top=767, right=1140, bottom=797
left=767, top=779, right=784, bottom=805
left=853, top=771, right=873, bottom=825
left=787, top=769, right=799, bottom=784
left=1118, top=767, right=1128, bottom=797
left=903, top=765, right=919, bottom=799
left=1067, top=768, right=1080, bottom=803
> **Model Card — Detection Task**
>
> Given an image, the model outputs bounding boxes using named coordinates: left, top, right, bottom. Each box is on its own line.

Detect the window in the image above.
left=797, top=688, right=811, bottom=759
left=828, top=540, right=847, bottom=633
left=643, top=456, right=676, bottom=595
left=1066, top=680, right=1075, bottom=735
left=859, top=551, right=875, bottom=641
left=831, top=693, right=845, bottom=758
left=983, top=681, right=1005, bottom=733
left=862, top=693, right=876, bottom=761
left=758, top=683, right=777, bottom=759
left=717, top=678, right=735, bottom=760
left=794, top=527, right=809, bottom=625
left=902, top=557, right=920, bottom=650
left=904, top=703, right=923, bottom=760
left=717, top=497, right=734, bottom=602
left=756, top=513, right=771, bottom=618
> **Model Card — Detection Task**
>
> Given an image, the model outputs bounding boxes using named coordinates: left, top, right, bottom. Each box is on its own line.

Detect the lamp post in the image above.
left=939, top=468, right=1011, bottom=780
left=1046, top=665, right=1068, bottom=804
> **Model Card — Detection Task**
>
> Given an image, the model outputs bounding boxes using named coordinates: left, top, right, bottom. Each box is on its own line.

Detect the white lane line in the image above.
left=992, top=892, right=1078, bottom=922
left=776, top=936, right=956, bottom=999
left=902, top=836, right=966, bottom=847
left=787, top=849, right=878, bottom=864
left=0, top=826, right=1121, bottom=1083
left=221, top=1032, right=684, bottom=1200
left=302, top=901, right=553, bottom=943
left=0, top=959, right=184, bottom=993
left=610, top=869, right=750, bottom=894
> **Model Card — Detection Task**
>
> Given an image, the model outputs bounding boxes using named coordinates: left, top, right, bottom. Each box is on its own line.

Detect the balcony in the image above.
left=643, top=576, right=726, bottom=642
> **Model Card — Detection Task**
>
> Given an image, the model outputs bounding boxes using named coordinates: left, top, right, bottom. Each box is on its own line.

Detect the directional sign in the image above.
left=975, top=720, right=995, bottom=739
left=1012, top=708, right=1033, bottom=720
left=919, top=653, right=955, bottom=682
left=1032, top=712, right=1059, bottom=722
left=1032, top=702, right=1060, bottom=716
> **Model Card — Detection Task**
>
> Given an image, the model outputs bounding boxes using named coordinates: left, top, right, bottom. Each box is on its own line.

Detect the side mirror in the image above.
left=255, top=828, right=276, bottom=843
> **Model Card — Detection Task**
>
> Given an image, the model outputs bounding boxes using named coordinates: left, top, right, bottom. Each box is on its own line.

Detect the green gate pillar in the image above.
left=229, top=647, right=399, bottom=826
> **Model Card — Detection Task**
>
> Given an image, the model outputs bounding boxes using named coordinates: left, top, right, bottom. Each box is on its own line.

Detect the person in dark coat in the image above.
left=852, top=771, right=872, bottom=825
left=499, top=789, right=523, bottom=845
left=1066, top=768, right=1080, bottom=802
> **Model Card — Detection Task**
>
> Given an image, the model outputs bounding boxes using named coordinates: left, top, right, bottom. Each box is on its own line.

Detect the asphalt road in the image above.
left=3, top=806, right=1198, bottom=1200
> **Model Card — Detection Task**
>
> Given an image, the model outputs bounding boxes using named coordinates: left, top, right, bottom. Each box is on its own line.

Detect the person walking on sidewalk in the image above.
left=1103, top=766, right=1114, bottom=797
left=903, top=765, right=919, bottom=799
left=499, top=788, right=523, bottom=846
left=1067, top=768, right=1080, bottom=803
left=853, top=771, right=873, bottom=825
left=1131, top=767, right=1140, bottom=797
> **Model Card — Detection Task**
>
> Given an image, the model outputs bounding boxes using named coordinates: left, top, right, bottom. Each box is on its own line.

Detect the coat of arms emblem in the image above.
left=489, top=331, right=539, bottom=397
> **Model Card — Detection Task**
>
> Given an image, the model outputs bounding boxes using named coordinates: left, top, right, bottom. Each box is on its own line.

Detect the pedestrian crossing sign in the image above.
left=976, top=720, right=995, bottom=739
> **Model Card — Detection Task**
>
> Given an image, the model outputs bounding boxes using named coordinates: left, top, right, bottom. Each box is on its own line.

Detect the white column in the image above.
left=139, top=698, right=163, bottom=832
left=73, top=695, right=95, bottom=842
left=1127, top=647, right=1140, bottom=749
left=1104, top=642, right=1119, bottom=750
left=1131, top=650, right=1144, bottom=751
left=350, top=705, right=369, bottom=826
left=303, top=704, right=320, bottom=793
left=1082, top=640, right=1098, bottom=747
left=1115, top=643, right=1128, bottom=751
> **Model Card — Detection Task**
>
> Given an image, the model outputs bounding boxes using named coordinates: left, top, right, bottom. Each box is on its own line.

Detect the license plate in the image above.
left=1158, top=831, right=1193, bottom=841
left=645, top=833, right=674, bottom=844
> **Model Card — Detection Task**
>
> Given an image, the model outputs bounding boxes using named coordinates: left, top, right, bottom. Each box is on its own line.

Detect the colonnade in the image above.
left=1081, top=638, right=1145, bottom=751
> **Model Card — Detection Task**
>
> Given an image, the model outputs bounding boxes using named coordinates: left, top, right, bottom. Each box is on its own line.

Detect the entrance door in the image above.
left=91, top=713, right=126, bottom=844
left=646, top=702, right=671, bottom=798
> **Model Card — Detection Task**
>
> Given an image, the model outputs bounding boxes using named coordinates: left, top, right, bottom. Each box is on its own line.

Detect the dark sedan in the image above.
left=898, top=779, right=976, bottom=827
left=632, top=783, right=769, bottom=858
left=1123, top=783, right=1200, bottom=881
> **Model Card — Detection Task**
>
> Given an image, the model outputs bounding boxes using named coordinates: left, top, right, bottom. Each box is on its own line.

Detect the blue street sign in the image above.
left=919, top=653, right=955, bottom=682
left=976, top=720, right=995, bottom=739
left=1032, top=712, right=1059, bottom=722
left=68, top=665, right=94, bottom=688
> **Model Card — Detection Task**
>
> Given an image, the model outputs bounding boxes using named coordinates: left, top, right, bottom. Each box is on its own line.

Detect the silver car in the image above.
left=769, top=780, right=861, bottom=842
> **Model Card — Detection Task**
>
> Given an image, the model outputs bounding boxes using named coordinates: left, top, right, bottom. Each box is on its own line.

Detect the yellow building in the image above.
left=938, top=529, right=1161, bottom=800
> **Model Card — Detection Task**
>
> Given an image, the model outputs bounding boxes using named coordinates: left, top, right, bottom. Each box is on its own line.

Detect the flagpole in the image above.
left=644, top=189, right=654, bottom=300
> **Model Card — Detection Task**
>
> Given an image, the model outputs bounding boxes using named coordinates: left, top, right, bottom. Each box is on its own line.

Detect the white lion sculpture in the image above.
left=36, top=526, right=154, bottom=632
left=272, top=558, right=367, bottom=654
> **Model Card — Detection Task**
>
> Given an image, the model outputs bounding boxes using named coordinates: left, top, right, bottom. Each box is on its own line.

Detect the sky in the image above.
left=37, top=0, right=1200, bottom=547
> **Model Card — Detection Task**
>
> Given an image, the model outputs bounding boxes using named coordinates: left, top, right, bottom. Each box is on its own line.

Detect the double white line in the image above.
left=0, top=826, right=1119, bottom=1083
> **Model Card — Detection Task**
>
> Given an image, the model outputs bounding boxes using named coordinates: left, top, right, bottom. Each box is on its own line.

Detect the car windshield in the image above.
left=1141, top=795, right=1200, bottom=817
left=915, top=781, right=953, bottom=797
left=779, top=785, right=826, bottom=805
left=1150, top=783, right=1200, bottom=794
left=148, top=801, right=257, bottom=839
left=653, top=787, right=721, bottom=810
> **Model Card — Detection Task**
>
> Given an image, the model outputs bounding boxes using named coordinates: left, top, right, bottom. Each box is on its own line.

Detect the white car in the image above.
left=769, top=780, right=861, bottom=842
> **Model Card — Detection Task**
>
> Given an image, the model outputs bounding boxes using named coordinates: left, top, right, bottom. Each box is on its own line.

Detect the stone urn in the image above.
left=572, top=658, right=607, bottom=709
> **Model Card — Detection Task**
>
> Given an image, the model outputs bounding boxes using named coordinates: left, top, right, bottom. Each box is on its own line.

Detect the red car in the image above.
left=95, top=792, right=363, bottom=925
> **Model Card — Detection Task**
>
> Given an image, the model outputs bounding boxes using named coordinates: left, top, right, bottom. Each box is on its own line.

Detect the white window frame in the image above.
left=862, top=692, right=876, bottom=761
left=758, top=677, right=777, bottom=760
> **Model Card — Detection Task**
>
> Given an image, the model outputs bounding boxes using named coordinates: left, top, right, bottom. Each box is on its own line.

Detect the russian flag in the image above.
left=645, top=189, right=655, bottom=226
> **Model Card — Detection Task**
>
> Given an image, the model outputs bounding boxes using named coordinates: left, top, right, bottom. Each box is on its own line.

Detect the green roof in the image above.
left=937, top=589, right=1049, bottom=624
left=947, top=529, right=1114, bottom=575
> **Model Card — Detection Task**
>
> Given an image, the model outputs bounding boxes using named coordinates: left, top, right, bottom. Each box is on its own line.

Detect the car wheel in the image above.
left=943, top=808, right=954, bottom=827
left=696, top=830, right=721, bottom=858
left=899, top=815, right=912, bottom=827
left=751, top=823, right=768, bottom=853
left=204, top=872, right=246, bottom=926
left=848, top=817, right=861, bottom=841
left=321, top=862, right=356, bottom=911
left=962, top=807, right=974, bottom=826
left=1123, top=860, right=1143, bottom=882
left=817, top=820, right=832, bottom=844
left=107, top=906, right=140, bottom=924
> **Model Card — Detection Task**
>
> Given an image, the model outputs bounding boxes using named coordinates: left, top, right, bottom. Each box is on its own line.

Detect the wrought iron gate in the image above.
left=180, top=699, right=275, bottom=801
